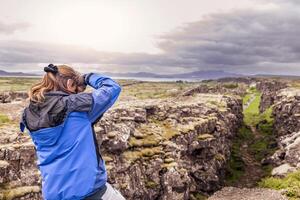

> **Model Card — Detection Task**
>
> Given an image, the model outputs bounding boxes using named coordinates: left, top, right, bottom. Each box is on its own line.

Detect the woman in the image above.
left=20, top=64, right=125, bottom=200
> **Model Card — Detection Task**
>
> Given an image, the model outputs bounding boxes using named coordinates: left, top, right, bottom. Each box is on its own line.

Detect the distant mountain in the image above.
left=103, top=70, right=243, bottom=80
left=0, top=69, right=243, bottom=80
left=254, top=74, right=300, bottom=79
left=0, top=70, right=39, bottom=77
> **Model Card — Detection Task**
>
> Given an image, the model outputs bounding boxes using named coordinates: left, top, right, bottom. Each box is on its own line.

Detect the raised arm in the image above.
left=84, top=73, right=121, bottom=123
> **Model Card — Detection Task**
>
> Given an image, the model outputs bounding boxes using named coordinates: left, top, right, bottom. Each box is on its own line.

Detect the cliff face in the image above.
left=0, top=93, right=243, bottom=200
left=272, top=88, right=300, bottom=136
left=182, top=83, right=247, bottom=97
left=268, top=88, right=300, bottom=176
left=256, top=80, right=288, bottom=113
left=96, top=94, right=243, bottom=199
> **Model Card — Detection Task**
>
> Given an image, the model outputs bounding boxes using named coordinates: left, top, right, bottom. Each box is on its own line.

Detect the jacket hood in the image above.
left=23, top=91, right=70, bottom=132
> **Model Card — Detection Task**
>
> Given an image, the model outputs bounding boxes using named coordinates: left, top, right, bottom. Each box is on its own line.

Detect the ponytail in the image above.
left=28, top=64, right=83, bottom=103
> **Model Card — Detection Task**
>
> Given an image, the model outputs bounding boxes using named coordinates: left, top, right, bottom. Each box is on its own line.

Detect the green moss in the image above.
left=237, top=125, right=253, bottom=140
left=250, top=141, right=268, bottom=161
left=102, top=156, right=114, bottom=162
left=164, top=157, right=175, bottom=163
left=259, top=170, right=300, bottom=199
left=249, top=86, right=257, bottom=92
left=198, top=134, right=215, bottom=140
left=190, top=192, right=208, bottom=200
left=225, top=140, right=245, bottom=184
left=214, top=153, right=225, bottom=162
left=225, top=125, right=254, bottom=184
left=161, top=122, right=181, bottom=140
left=0, top=114, right=10, bottom=125
left=129, top=135, right=161, bottom=148
left=223, top=83, right=238, bottom=89
left=243, top=91, right=262, bottom=126
left=161, top=162, right=178, bottom=169
left=242, top=93, right=252, bottom=105
left=145, top=180, right=159, bottom=189
left=0, top=186, right=40, bottom=200
left=122, top=147, right=162, bottom=163
left=250, top=118, right=276, bottom=163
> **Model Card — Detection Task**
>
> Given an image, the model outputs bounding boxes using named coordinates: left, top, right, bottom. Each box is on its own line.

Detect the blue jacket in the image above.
left=20, top=73, right=121, bottom=200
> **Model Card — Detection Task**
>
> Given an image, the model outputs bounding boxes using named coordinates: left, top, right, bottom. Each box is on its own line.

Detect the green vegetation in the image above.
left=161, top=161, right=178, bottom=169
left=122, top=147, right=163, bottom=163
left=0, top=186, right=40, bottom=200
left=243, top=89, right=262, bottom=126
left=145, top=180, right=159, bottom=189
left=119, top=81, right=196, bottom=100
left=242, top=87, right=276, bottom=163
left=259, top=170, right=300, bottom=200
left=129, top=134, right=161, bottom=148
left=0, top=77, right=39, bottom=92
left=225, top=125, right=251, bottom=184
left=0, top=113, right=10, bottom=125
left=227, top=86, right=277, bottom=185
left=223, top=82, right=238, bottom=89
left=198, top=134, right=215, bottom=140
left=190, top=192, right=208, bottom=200
left=242, top=93, right=252, bottom=105
left=249, top=107, right=276, bottom=162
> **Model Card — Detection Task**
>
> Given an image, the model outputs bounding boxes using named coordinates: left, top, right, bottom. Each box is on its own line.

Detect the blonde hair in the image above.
left=29, top=65, right=84, bottom=103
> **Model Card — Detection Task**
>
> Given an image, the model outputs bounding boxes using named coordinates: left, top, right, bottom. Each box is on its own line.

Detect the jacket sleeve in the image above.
left=85, top=73, right=121, bottom=123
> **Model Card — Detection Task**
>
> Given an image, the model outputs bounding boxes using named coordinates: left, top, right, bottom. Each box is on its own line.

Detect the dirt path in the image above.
left=230, top=125, right=265, bottom=188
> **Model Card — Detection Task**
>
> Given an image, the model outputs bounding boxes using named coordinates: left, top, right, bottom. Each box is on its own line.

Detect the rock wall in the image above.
left=96, top=94, right=243, bottom=199
left=272, top=88, right=300, bottom=136
left=256, top=80, right=288, bottom=113
left=0, top=94, right=243, bottom=200
left=0, top=92, right=28, bottom=103
left=182, top=83, right=247, bottom=97
left=267, top=88, right=300, bottom=176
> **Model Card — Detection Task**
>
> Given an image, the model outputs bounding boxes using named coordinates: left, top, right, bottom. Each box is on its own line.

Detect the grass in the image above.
left=225, top=125, right=251, bottom=184
left=227, top=86, right=277, bottom=184
left=0, top=77, right=198, bottom=102
left=243, top=90, right=262, bottom=126
left=242, top=93, right=252, bottom=105
left=0, top=77, right=39, bottom=92
left=119, top=81, right=196, bottom=100
left=190, top=192, right=208, bottom=200
left=259, top=170, right=300, bottom=200
left=247, top=106, right=276, bottom=163
left=0, top=113, right=10, bottom=125
left=223, top=82, right=239, bottom=89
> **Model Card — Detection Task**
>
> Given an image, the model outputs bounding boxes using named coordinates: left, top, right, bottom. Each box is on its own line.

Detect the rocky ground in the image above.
left=265, top=88, right=300, bottom=177
left=208, top=187, right=287, bottom=200
left=0, top=84, right=244, bottom=199
left=0, top=77, right=299, bottom=200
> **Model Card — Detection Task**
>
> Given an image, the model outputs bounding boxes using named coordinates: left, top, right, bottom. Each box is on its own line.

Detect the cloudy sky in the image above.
left=0, top=0, right=299, bottom=75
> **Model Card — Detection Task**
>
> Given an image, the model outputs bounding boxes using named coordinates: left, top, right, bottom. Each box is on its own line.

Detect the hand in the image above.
left=75, top=74, right=88, bottom=93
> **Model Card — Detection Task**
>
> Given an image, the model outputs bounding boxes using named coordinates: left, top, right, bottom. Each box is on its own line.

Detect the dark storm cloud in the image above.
left=0, top=40, right=190, bottom=67
left=1, top=4, right=300, bottom=74
left=0, top=20, right=30, bottom=34
left=156, top=9, right=300, bottom=68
